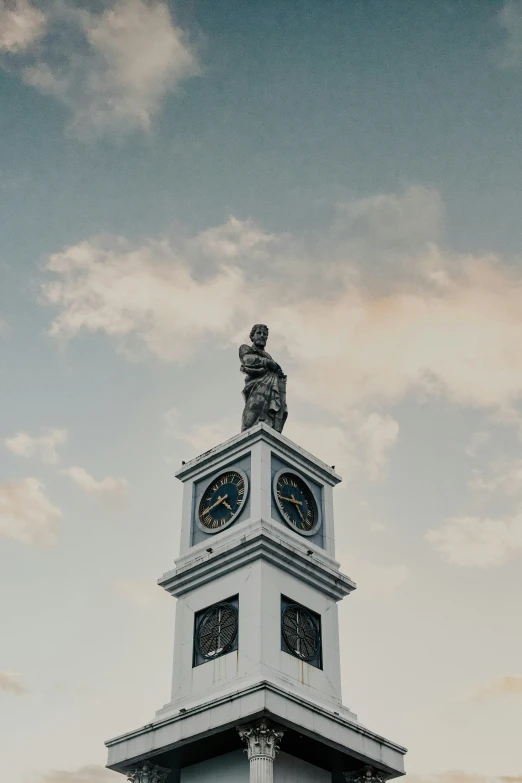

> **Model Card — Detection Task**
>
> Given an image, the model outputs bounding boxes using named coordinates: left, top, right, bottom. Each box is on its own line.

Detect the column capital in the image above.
left=125, top=760, right=170, bottom=783
left=344, top=765, right=389, bottom=783
left=237, top=720, right=285, bottom=761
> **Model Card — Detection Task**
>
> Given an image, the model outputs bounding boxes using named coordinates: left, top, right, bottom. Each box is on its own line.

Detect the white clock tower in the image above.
left=105, top=422, right=407, bottom=783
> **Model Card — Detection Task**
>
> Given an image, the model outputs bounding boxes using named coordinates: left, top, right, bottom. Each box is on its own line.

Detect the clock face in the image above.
left=274, top=471, right=319, bottom=535
left=198, top=470, right=247, bottom=533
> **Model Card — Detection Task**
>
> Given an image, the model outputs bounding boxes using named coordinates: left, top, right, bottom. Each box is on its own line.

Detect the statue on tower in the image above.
left=240, top=324, right=288, bottom=433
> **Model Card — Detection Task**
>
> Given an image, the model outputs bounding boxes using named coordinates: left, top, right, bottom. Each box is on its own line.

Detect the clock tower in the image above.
left=105, top=421, right=407, bottom=782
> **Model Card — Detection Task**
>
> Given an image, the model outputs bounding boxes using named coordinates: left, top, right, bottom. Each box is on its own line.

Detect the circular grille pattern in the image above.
left=282, top=604, right=320, bottom=662
left=195, top=602, right=238, bottom=660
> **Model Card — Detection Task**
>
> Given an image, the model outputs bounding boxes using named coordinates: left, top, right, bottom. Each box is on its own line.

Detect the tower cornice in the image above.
left=159, top=517, right=356, bottom=601
left=175, top=422, right=342, bottom=486
left=105, top=680, right=406, bottom=778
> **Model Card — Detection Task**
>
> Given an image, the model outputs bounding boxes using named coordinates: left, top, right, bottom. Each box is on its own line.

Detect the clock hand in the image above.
left=202, top=494, right=228, bottom=515
left=222, top=500, right=233, bottom=511
left=277, top=493, right=302, bottom=506
left=291, top=494, right=306, bottom=524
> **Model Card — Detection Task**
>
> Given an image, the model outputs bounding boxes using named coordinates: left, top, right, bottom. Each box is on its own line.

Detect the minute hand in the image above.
left=202, top=494, right=228, bottom=515
left=290, top=493, right=307, bottom=524
left=278, top=494, right=302, bottom=505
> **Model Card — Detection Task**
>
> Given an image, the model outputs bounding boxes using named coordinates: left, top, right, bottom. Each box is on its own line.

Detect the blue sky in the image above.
left=1, top=2, right=522, bottom=782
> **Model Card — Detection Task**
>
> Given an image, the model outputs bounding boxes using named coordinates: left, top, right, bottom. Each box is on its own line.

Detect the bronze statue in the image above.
left=240, top=324, right=288, bottom=433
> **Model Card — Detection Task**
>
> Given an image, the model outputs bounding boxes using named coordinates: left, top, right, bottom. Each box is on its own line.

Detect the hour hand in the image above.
left=222, top=500, right=233, bottom=511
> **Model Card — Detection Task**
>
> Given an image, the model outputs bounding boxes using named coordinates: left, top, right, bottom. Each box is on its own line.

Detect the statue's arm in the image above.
left=239, top=346, right=267, bottom=377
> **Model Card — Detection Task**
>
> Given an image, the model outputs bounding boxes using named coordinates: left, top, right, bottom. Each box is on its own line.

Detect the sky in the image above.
left=1, top=1, right=522, bottom=781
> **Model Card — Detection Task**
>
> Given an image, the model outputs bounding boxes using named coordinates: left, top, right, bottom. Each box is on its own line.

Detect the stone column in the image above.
left=238, top=720, right=285, bottom=783
left=125, top=760, right=170, bottom=783
left=344, top=765, right=389, bottom=783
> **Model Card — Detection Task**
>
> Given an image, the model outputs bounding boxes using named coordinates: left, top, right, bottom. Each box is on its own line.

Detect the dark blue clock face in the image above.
left=276, top=472, right=316, bottom=533
left=199, top=471, right=245, bottom=530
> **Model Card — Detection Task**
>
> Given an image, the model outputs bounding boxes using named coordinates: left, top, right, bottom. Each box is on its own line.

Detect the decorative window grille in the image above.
left=281, top=596, right=322, bottom=669
left=193, top=596, right=239, bottom=666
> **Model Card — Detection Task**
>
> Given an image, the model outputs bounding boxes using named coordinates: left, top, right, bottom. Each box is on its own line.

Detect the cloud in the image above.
left=43, top=235, right=254, bottom=361
left=165, top=409, right=237, bottom=453
left=336, top=185, right=444, bottom=250
left=269, top=251, right=522, bottom=414
left=114, top=578, right=166, bottom=607
left=188, top=216, right=278, bottom=261
left=38, top=765, right=120, bottom=783
left=0, top=670, right=27, bottom=695
left=404, top=773, right=522, bottom=783
left=165, top=405, right=398, bottom=481
left=347, top=560, right=409, bottom=599
left=61, top=466, right=127, bottom=497
left=0, top=477, right=61, bottom=545
left=41, top=193, right=522, bottom=421
left=469, top=675, right=522, bottom=701
left=0, top=0, right=46, bottom=53
left=426, top=513, right=522, bottom=567
left=285, top=419, right=358, bottom=479
left=1, top=0, right=199, bottom=138
left=357, top=412, right=399, bottom=480
left=492, top=405, right=522, bottom=440
left=470, top=459, right=522, bottom=496
left=496, top=1, right=522, bottom=69
left=463, top=430, right=491, bottom=458
left=5, top=428, right=67, bottom=465
left=287, top=412, right=399, bottom=481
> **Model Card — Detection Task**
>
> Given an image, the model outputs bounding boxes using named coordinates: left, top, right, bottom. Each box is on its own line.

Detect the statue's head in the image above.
left=250, top=324, right=269, bottom=348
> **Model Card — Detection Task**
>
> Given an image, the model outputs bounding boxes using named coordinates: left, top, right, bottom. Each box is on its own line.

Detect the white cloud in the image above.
left=470, top=459, right=522, bottom=495
left=188, top=216, right=278, bottom=260
left=497, top=1, right=522, bottom=69
left=469, top=675, right=522, bottom=701
left=285, top=419, right=357, bottom=478
left=337, top=185, right=445, bottom=249
left=269, top=251, right=522, bottom=414
left=39, top=766, right=120, bottom=783
left=41, top=196, right=522, bottom=423
left=287, top=412, right=399, bottom=481
left=357, top=412, right=399, bottom=479
left=0, top=0, right=46, bottom=53
left=114, top=578, right=166, bottom=607
left=165, top=409, right=237, bottom=453
left=492, top=405, right=522, bottom=440
left=0, top=477, right=61, bottom=545
left=5, top=428, right=67, bottom=464
left=166, top=408, right=398, bottom=483
left=348, top=560, right=409, bottom=599
left=2, top=0, right=199, bottom=137
left=61, top=466, right=127, bottom=497
left=463, top=430, right=491, bottom=458
left=43, top=236, right=254, bottom=361
left=426, top=513, right=522, bottom=567
left=0, top=670, right=27, bottom=695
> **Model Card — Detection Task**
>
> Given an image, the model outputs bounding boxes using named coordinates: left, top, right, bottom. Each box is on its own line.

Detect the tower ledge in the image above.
left=105, top=680, right=406, bottom=779
left=159, top=516, right=356, bottom=601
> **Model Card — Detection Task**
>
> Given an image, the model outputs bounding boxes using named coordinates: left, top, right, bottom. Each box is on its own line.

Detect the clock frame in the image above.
left=196, top=467, right=249, bottom=535
left=272, top=468, right=322, bottom=536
